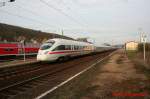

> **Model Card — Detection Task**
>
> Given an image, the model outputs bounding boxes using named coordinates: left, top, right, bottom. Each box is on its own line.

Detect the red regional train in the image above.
left=0, top=42, right=40, bottom=56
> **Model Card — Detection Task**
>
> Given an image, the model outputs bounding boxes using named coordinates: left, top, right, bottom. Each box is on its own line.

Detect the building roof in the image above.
left=125, top=41, right=138, bottom=44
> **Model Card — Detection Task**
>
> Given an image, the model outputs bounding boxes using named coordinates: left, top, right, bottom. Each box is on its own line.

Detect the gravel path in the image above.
left=81, top=49, right=148, bottom=99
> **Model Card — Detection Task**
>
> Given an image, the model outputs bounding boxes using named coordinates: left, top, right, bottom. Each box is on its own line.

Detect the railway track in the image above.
left=0, top=50, right=115, bottom=99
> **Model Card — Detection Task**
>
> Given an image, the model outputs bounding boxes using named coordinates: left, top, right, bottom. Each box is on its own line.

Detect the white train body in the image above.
left=37, top=38, right=95, bottom=61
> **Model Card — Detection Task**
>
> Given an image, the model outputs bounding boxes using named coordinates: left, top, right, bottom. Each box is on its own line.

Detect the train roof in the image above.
left=46, top=38, right=94, bottom=45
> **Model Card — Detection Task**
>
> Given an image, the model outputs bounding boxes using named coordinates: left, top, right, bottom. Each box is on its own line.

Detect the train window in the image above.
left=80, top=46, right=82, bottom=50
left=82, top=46, right=84, bottom=50
left=70, top=46, right=71, bottom=50
left=79, top=46, right=82, bottom=50
left=83, top=46, right=86, bottom=50
left=71, top=45, right=74, bottom=50
left=78, top=46, right=80, bottom=50
left=79, top=46, right=81, bottom=50
left=40, top=44, right=52, bottom=50
left=73, top=45, right=75, bottom=50
left=40, top=41, right=55, bottom=50
left=77, top=46, right=79, bottom=50
left=53, top=45, right=65, bottom=51
left=65, top=45, right=71, bottom=50
left=74, top=46, right=76, bottom=50
left=74, top=45, right=78, bottom=50
left=4, top=48, right=14, bottom=51
left=83, top=46, right=85, bottom=49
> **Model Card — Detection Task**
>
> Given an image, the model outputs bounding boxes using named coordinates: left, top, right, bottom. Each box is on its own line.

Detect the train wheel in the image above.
left=65, top=56, right=71, bottom=61
left=57, top=57, right=64, bottom=62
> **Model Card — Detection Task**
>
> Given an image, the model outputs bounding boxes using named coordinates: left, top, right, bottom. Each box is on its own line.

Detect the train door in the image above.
left=18, top=43, right=24, bottom=54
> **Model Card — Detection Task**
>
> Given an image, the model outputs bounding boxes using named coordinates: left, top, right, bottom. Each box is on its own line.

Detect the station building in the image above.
left=125, top=41, right=138, bottom=51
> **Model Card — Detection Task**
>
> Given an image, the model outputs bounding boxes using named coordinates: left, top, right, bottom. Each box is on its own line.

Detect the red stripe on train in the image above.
left=48, top=50, right=92, bottom=54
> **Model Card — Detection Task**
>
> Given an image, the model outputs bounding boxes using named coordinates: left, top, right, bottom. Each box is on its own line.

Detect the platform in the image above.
left=0, top=58, right=38, bottom=68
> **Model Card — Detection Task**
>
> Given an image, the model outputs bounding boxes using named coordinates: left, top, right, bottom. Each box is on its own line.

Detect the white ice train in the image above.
left=37, top=38, right=95, bottom=61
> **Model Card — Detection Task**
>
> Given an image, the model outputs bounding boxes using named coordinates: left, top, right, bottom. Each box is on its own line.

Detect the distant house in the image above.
left=125, top=41, right=138, bottom=51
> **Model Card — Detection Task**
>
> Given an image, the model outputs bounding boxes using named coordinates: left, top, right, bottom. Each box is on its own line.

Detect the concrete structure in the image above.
left=125, top=41, right=138, bottom=51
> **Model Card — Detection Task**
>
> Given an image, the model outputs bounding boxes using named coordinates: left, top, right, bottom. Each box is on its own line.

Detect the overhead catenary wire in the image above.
left=1, top=0, right=88, bottom=34
left=13, top=0, right=88, bottom=34
left=12, top=3, right=59, bottom=28
left=39, top=0, right=87, bottom=27
left=14, top=4, right=42, bottom=17
left=0, top=9, right=57, bottom=29
left=56, top=0, right=88, bottom=27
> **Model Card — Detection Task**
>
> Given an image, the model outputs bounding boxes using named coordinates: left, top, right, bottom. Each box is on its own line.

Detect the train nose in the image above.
left=37, top=51, right=58, bottom=61
left=37, top=51, right=48, bottom=61
left=37, top=54, right=47, bottom=61
left=38, top=51, right=49, bottom=55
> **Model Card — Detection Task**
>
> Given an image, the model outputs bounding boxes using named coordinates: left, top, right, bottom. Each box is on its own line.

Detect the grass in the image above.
left=126, top=50, right=150, bottom=77
left=126, top=50, right=137, bottom=59
left=126, top=50, right=150, bottom=68
left=112, top=79, right=150, bottom=99
left=126, top=50, right=150, bottom=97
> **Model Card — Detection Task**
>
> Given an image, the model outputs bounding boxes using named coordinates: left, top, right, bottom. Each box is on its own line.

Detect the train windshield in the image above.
left=40, top=42, right=54, bottom=50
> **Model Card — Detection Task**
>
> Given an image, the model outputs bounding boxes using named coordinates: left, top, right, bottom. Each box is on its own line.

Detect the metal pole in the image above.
left=62, top=29, right=64, bottom=36
left=142, top=33, right=146, bottom=62
left=144, top=42, right=146, bottom=61
left=22, top=41, right=26, bottom=61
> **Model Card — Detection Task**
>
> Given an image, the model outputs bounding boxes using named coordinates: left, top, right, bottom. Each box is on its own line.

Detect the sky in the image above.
left=0, top=0, right=150, bottom=46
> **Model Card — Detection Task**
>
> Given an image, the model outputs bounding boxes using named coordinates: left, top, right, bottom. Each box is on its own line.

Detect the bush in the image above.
left=0, top=23, right=73, bottom=43
left=138, top=43, right=150, bottom=52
